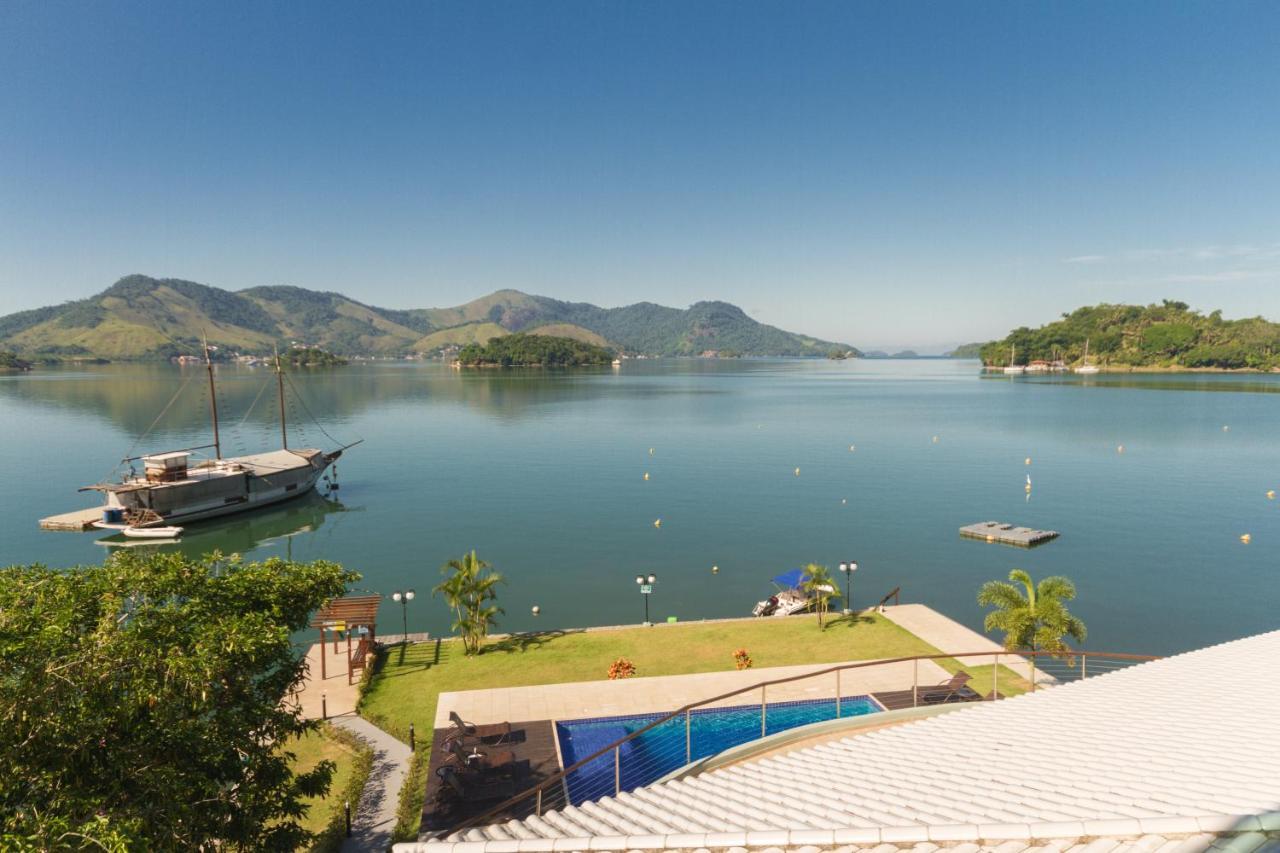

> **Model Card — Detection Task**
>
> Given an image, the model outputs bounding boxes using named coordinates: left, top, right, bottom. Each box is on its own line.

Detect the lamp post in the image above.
left=635, top=573, right=657, bottom=625
left=838, top=561, right=857, bottom=615
left=392, top=589, right=415, bottom=640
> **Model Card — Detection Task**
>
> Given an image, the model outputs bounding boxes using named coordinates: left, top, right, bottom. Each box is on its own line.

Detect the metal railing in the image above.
left=876, top=585, right=901, bottom=608
left=445, top=648, right=1158, bottom=836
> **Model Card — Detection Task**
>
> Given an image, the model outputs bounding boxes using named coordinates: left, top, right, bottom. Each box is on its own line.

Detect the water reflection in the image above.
left=94, top=491, right=351, bottom=558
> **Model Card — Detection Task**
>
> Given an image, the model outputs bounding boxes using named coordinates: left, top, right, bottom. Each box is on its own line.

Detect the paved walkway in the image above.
left=295, top=641, right=362, bottom=720
left=435, top=656, right=951, bottom=727
left=879, top=603, right=1045, bottom=684
left=335, top=714, right=413, bottom=853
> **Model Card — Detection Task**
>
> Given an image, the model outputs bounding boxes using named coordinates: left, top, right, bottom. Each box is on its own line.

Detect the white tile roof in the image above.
left=401, top=630, right=1280, bottom=853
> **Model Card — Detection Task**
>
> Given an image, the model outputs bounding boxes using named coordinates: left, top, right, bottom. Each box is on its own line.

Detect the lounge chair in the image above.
left=446, top=739, right=516, bottom=772
left=446, top=710, right=512, bottom=745
left=436, top=765, right=517, bottom=802
left=919, top=671, right=975, bottom=704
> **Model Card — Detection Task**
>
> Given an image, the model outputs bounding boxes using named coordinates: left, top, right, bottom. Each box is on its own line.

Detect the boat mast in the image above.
left=275, top=345, right=288, bottom=450
left=203, top=334, right=222, bottom=459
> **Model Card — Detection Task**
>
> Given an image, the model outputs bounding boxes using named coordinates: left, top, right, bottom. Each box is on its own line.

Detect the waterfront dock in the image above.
left=960, top=520, right=1059, bottom=547
left=38, top=506, right=103, bottom=531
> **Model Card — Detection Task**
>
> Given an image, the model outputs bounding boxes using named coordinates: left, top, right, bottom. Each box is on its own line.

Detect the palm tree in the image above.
left=801, top=563, right=841, bottom=627
left=977, top=569, right=1086, bottom=689
left=433, top=551, right=505, bottom=655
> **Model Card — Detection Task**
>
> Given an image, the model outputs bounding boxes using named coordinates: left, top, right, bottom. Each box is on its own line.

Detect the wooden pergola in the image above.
left=310, top=594, right=381, bottom=684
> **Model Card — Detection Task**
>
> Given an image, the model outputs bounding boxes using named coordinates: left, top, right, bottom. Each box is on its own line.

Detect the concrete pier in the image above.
left=38, top=506, right=104, bottom=531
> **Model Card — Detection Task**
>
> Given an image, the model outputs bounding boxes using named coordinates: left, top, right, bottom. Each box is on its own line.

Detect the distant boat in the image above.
left=122, top=525, right=184, bottom=539
left=1003, top=344, right=1025, bottom=374
left=1075, top=338, right=1100, bottom=374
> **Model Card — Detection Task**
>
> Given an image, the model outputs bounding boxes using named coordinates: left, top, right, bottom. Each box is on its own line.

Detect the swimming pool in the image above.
left=554, top=695, right=882, bottom=805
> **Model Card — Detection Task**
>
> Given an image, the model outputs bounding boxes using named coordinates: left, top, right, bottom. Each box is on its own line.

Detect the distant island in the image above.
left=456, top=333, right=615, bottom=367
left=0, top=350, right=32, bottom=371
left=0, top=275, right=859, bottom=362
left=283, top=346, right=347, bottom=367
left=979, top=301, right=1280, bottom=371
left=945, top=343, right=984, bottom=359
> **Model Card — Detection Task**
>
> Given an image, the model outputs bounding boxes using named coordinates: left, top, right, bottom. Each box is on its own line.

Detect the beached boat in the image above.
left=751, top=569, right=833, bottom=617
left=75, top=345, right=356, bottom=529
left=1075, top=338, right=1100, bottom=374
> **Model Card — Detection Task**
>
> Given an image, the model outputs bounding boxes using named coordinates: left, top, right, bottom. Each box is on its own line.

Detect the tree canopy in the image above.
left=0, top=551, right=358, bottom=850
left=978, top=301, right=1280, bottom=369
left=456, top=333, right=615, bottom=367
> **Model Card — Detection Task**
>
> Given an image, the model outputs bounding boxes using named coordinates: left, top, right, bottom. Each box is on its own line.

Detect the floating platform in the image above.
left=960, top=520, right=1059, bottom=548
left=39, top=507, right=104, bottom=531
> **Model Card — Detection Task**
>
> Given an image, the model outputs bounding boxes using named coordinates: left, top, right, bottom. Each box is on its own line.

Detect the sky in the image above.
left=2, top=2, right=1279, bottom=351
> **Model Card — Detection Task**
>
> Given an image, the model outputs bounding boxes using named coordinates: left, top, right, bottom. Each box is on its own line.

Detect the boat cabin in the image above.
left=143, top=452, right=191, bottom=483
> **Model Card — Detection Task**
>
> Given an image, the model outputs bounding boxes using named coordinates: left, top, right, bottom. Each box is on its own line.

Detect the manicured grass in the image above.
left=285, top=724, right=373, bottom=852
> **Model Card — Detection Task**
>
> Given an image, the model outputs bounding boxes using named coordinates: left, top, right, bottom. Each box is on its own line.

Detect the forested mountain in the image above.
left=979, top=301, right=1280, bottom=369
left=0, top=276, right=855, bottom=360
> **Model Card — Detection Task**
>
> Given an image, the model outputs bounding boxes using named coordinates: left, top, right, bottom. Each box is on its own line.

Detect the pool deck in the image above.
left=878, top=603, right=1047, bottom=684
left=434, top=655, right=952, bottom=728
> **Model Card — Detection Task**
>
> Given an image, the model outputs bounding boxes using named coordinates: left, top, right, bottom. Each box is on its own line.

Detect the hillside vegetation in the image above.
left=457, top=333, right=615, bottom=367
left=980, top=301, right=1280, bottom=370
left=0, top=276, right=854, bottom=361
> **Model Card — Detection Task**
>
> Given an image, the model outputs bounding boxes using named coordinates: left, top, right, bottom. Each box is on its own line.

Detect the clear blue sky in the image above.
left=2, top=1, right=1278, bottom=350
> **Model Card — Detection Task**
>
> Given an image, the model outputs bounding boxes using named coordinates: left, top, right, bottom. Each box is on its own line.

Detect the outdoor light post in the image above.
left=635, top=573, right=657, bottom=625
left=838, top=561, right=857, bottom=615
left=392, top=589, right=415, bottom=639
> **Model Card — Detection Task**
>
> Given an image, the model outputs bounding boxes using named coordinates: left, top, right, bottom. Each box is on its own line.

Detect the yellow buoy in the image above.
left=1241, top=533, right=1251, bottom=543
left=1268, top=490, right=1276, bottom=500
left=794, top=467, right=801, bottom=476
left=653, top=518, right=661, bottom=528
left=711, top=565, right=719, bottom=574
left=986, top=534, right=996, bottom=542
left=932, top=436, right=939, bottom=443
left=1025, top=457, right=1032, bottom=465
left=643, top=472, right=649, bottom=481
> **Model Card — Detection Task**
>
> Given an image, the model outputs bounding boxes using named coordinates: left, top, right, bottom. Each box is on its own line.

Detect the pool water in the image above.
left=555, top=695, right=882, bottom=804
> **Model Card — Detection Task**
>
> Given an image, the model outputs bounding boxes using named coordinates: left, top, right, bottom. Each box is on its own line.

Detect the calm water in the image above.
left=2, top=359, right=1278, bottom=656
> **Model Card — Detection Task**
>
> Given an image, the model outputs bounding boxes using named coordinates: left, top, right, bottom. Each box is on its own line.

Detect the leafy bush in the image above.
left=607, top=658, right=637, bottom=680
left=733, top=648, right=753, bottom=670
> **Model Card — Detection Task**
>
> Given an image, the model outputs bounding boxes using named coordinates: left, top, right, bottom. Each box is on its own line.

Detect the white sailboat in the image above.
left=80, top=344, right=356, bottom=530
left=1075, top=338, right=1100, bottom=374
left=1003, top=344, right=1025, bottom=374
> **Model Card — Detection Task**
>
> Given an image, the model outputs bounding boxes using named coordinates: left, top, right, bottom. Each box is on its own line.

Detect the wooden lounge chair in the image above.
left=920, top=671, right=974, bottom=704
left=447, top=710, right=512, bottom=745
left=436, top=765, right=517, bottom=802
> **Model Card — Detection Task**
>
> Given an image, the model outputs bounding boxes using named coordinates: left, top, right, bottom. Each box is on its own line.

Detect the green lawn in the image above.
left=364, top=613, right=919, bottom=740
left=285, top=725, right=370, bottom=851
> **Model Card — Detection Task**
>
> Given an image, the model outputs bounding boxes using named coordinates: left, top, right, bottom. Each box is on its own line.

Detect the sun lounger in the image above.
left=920, top=671, right=975, bottom=704
left=446, top=710, right=512, bottom=745
left=446, top=739, right=516, bottom=772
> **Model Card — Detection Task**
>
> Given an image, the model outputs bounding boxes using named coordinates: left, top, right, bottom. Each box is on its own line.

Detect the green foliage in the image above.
left=433, top=551, right=505, bottom=655
left=800, top=563, right=841, bottom=627
left=0, top=551, right=358, bottom=850
left=977, top=569, right=1086, bottom=655
left=457, top=333, right=615, bottom=366
left=285, top=347, right=349, bottom=367
left=0, top=350, right=32, bottom=370
left=979, top=301, right=1280, bottom=369
left=946, top=342, right=984, bottom=358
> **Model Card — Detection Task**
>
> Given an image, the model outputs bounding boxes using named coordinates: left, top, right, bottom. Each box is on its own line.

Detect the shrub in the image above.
left=733, top=648, right=753, bottom=670
left=607, top=657, right=637, bottom=680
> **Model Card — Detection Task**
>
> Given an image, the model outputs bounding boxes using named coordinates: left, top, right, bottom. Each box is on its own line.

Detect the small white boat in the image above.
left=122, top=526, right=184, bottom=539
left=1003, top=344, right=1024, bottom=374
left=1075, top=338, right=1100, bottom=374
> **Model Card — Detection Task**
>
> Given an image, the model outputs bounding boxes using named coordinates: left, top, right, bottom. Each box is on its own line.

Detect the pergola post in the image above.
left=346, top=631, right=353, bottom=685
left=319, top=627, right=327, bottom=680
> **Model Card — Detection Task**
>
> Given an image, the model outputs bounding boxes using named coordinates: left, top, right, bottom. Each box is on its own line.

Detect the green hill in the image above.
left=978, top=301, right=1280, bottom=370
left=0, top=276, right=857, bottom=360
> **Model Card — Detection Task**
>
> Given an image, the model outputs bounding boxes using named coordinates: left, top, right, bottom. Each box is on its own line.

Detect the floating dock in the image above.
left=960, top=520, right=1059, bottom=547
left=39, top=507, right=104, bottom=531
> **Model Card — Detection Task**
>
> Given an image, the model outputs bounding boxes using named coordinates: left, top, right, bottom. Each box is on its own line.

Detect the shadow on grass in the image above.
left=482, top=629, right=585, bottom=655
left=821, top=613, right=876, bottom=631
left=371, top=630, right=587, bottom=680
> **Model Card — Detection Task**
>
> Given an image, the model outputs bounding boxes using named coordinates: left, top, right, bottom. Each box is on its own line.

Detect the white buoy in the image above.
left=1241, top=533, right=1252, bottom=544
left=1223, top=425, right=1230, bottom=432
left=932, top=435, right=939, bottom=443
left=1025, top=474, right=1032, bottom=492
left=649, top=447, right=655, bottom=455
left=643, top=472, right=649, bottom=481
left=794, top=467, right=801, bottom=476
left=531, top=605, right=541, bottom=615
left=849, top=445, right=856, bottom=452
left=841, top=498, right=847, bottom=504
left=1268, top=490, right=1276, bottom=500
left=1025, top=457, right=1032, bottom=466
left=711, top=565, right=719, bottom=574
left=1117, top=445, right=1125, bottom=454
left=653, top=518, right=661, bottom=528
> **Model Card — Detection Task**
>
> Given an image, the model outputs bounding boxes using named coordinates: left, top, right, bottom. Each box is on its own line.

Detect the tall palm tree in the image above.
left=801, top=563, right=841, bottom=627
left=977, top=569, right=1086, bottom=689
left=433, top=550, right=505, bottom=655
